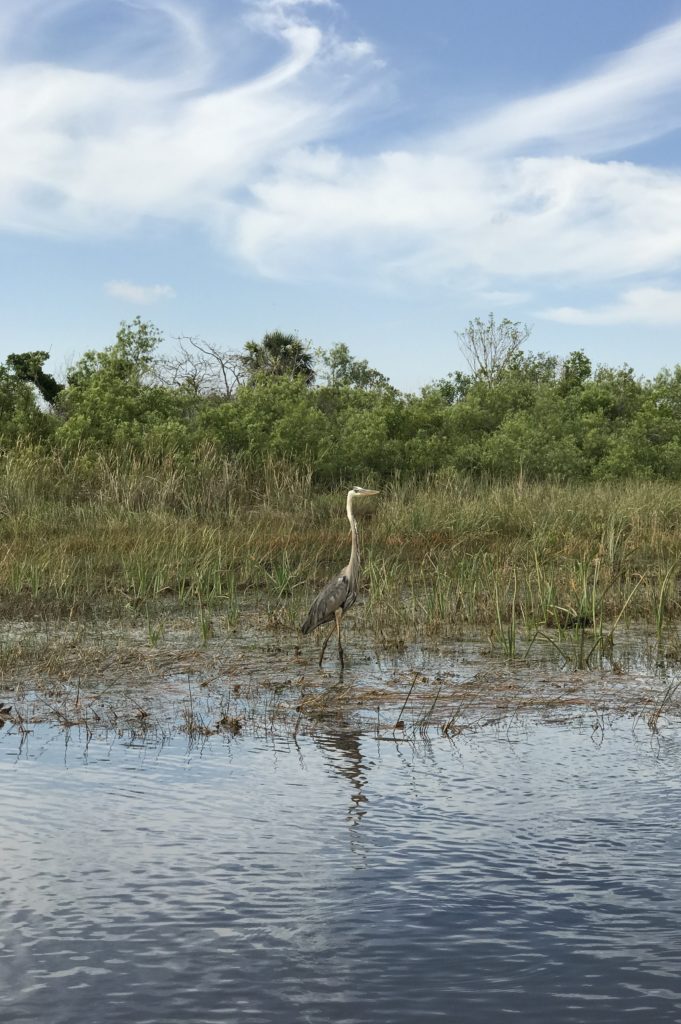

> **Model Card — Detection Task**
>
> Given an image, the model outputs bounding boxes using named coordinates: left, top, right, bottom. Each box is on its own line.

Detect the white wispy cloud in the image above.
left=0, top=0, right=376, bottom=235
left=540, top=287, right=681, bottom=326
left=2, top=1, right=681, bottom=325
left=232, top=14, right=681, bottom=286
left=453, top=18, right=681, bottom=156
left=478, top=290, right=532, bottom=306
left=106, top=280, right=176, bottom=304
left=236, top=152, right=681, bottom=283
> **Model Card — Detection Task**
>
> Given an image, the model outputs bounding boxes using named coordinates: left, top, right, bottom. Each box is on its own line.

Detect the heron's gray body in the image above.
left=301, top=558, right=358, bottom=635
left=301, top=487, right=378, bottom=667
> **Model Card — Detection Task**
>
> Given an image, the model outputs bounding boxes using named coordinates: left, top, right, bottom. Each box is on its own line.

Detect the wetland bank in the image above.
left=6, top=322, right=681, bottom=733
left=4, top=456, right=681, bottom=1023
left=3, top=450, right=681, bottom=737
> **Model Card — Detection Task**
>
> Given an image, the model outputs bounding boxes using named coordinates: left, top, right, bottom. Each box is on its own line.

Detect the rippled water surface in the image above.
left=2, top=720, right=681, bottom=1023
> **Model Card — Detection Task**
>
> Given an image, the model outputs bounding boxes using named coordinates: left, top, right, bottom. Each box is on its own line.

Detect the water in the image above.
left=2, top=720, right=681, bottom=1023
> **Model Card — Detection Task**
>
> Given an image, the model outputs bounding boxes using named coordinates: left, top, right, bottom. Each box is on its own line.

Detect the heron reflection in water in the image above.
left=301, top=486, right=379, bottom=668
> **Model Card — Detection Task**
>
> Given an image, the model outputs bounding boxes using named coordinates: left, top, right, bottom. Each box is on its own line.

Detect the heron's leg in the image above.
left=319, top=622, right=336, bottom=668
left=335, top=609, right=344, bottom=668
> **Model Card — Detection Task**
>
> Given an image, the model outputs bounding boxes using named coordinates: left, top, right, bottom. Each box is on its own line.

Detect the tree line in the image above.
left=2, top=314, right=680, bottom=481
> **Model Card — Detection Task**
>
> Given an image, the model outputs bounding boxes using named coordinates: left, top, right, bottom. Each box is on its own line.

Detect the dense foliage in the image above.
left=3, top=316, right=681, bottom=482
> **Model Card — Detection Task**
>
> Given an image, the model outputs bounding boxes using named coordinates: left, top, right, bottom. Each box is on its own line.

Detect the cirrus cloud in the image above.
left=2, top=1, right=681, bottom=326
left=105, top=280, right=175, bottom=304
left=540, top=287, right=681, bottom=326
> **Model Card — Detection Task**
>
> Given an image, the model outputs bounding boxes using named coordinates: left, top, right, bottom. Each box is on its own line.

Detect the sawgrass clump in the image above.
left=1, top=446, right=681, bottom=656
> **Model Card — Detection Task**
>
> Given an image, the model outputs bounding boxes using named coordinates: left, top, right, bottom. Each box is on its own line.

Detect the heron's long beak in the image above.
left=359, top=489, right=380, bottom=495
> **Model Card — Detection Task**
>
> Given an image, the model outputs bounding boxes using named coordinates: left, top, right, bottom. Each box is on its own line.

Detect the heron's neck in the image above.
left=346, top=493, right=360, bottom=577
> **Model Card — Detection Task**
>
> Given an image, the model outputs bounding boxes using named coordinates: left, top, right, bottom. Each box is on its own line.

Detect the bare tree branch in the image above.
left=457, top=314, right=532, bottom=382
left=152, top=336, right=245, bottom=398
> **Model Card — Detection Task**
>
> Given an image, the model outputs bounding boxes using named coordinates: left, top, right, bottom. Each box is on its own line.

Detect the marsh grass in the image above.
left=2, top=447, right=681, bottom=660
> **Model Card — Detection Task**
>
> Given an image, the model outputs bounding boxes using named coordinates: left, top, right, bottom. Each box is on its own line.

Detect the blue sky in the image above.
left=2, top=0, right=681, bottom=391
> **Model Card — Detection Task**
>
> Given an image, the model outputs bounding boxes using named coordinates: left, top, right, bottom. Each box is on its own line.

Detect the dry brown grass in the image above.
left=2, top=447, right=681, bottom=664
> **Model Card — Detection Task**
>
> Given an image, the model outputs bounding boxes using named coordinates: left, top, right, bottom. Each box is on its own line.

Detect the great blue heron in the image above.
left=301, top=486, right=380, bottom=668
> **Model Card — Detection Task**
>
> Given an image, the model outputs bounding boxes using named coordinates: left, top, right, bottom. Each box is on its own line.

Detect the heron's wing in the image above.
left=301, top=573, right=352, bottom=634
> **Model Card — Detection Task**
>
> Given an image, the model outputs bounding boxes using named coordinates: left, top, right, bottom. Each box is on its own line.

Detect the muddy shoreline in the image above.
left=2, top=614, right=680, bottom=741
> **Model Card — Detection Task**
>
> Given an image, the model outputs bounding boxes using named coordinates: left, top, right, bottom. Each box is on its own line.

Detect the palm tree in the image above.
left=242, top=331, right=315, bottom=385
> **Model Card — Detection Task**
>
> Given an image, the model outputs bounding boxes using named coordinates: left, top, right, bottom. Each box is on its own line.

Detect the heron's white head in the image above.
left=348, top=486, right=380, bottom=499
left=346, top=486, right=379, bottom=535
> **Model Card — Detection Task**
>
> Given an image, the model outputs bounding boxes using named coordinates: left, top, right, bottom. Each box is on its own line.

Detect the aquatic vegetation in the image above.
left=1, top=449, right=681, bottom=657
